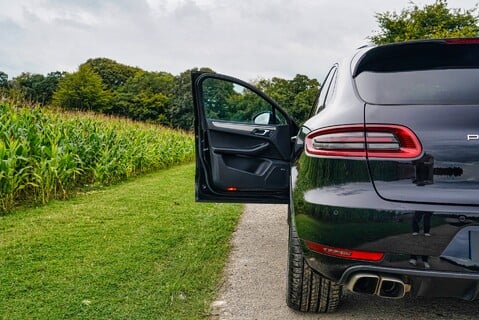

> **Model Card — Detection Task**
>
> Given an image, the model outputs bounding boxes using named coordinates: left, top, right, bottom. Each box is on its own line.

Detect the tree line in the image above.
left=0, top=59, right=319, bottom=130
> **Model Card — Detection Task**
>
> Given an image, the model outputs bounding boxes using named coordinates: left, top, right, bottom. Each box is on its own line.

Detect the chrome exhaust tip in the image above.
left=346, top=273, right=380, bottom=295
left=377, top=276, right=411, bottom=299
left=346, top=273, right=411, bottom=299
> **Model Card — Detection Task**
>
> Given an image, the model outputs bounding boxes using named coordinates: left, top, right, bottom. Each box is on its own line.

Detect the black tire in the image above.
left=286, top=223, right=342, bottom=313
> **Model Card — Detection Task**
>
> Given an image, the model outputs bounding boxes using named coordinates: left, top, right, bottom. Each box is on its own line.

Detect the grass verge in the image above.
left=0, top=163, right=242, bottom=319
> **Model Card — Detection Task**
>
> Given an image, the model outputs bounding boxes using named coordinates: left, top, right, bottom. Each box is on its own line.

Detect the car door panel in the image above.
left=206, top=121, right=291, bottom=191
left=192, top=72, right=297, bottom=203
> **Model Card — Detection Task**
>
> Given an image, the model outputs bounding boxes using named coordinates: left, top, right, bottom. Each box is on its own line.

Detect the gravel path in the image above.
left=210, top=204, right=478, bottom=320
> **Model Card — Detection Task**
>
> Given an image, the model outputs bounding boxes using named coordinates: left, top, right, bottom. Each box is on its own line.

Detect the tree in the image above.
left=9, top=73, right=43, bottom=102
left=53, top=65, right=111, bottom=111
left=9, top=71, right=65, bottom=104
left=370, top=0, right=479, bottom=44
left=168, top=67, right=214, bottom=130
left=224, top=85, right=272, bottom=123
left=112, top=71, right=175, bottom=123
left=256, top=74, right=319, bottom=124
left=41, top=71, right=66, bottom=104
left=81, top=58, right=141, bottom=91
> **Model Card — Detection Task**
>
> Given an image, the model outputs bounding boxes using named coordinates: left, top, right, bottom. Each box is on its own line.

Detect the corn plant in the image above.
left=0, top=101, right=194, bottom=214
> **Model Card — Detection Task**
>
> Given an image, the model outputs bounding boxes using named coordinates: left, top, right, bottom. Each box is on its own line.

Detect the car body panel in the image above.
left=365, top=104, right=479, bottom=206
left=291, top=151, right=479, bottom=266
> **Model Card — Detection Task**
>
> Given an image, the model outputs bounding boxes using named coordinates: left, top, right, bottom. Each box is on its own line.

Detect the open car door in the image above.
left=192, top=72, right=297, bottom=203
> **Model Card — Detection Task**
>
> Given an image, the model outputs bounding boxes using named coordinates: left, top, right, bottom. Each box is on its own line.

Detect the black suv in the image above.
left=192, top=39, right=479, bottom=313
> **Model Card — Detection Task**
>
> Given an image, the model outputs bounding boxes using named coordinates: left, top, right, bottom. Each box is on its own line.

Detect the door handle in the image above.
left=252, top=129, right=271, bottom=136
left=213, top=142, right=270, bottom=155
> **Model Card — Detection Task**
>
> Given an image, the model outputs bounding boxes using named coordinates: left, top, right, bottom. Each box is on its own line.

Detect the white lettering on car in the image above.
left=467, top=134, right=479, bottom=141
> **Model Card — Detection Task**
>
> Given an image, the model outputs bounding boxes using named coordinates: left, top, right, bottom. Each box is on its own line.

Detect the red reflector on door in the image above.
left=305, top=240, right=384, bottom=262
left=226, top=187, right=237, bottom=192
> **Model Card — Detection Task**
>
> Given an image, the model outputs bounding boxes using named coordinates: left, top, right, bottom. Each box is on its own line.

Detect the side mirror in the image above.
left=253, top=111, right=273, bottom=125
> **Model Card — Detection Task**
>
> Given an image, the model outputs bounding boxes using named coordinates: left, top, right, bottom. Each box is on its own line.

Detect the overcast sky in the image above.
left=0, top=0, right=477, bottom=81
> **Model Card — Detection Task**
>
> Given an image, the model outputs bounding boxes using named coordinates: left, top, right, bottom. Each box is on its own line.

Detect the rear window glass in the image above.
left=355, top=69, right=479, bottom=105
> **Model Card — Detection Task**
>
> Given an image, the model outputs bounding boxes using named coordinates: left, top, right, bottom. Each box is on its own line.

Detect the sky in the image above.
left=0, top=0, right=478, bottom=81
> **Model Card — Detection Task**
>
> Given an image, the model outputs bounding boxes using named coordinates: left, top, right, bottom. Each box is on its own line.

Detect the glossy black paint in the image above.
left=193, top=39, right=479, bottom=301
left=365, top=105, right=479, bottom=205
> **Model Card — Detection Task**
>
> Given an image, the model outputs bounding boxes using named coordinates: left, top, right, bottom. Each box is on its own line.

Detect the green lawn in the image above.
left=0, top=163, right=242, bottom=319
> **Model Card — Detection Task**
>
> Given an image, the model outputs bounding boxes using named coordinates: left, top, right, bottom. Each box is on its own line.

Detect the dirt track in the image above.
left=210, top=204, right=478, bottom=320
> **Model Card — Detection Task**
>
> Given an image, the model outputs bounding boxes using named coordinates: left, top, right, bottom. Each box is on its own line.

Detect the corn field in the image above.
left=0, top=101, right=194, bottom=213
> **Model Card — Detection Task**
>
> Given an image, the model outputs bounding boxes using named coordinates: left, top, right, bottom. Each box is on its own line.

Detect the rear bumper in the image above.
left=297, top=200, right=479, bottom=300
left=293, top=175, right=479, bottom=300
left=296, top=201, right=479, bottom=267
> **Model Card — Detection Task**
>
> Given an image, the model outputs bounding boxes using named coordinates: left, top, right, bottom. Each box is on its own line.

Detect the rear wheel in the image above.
left=286, top=223, right=342, bottom=313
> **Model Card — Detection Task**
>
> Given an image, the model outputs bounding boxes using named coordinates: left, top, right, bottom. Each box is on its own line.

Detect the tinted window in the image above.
left=313, top=67, right=337, bottom=114
left=324, top=70, right=338, bottom=106
left=356, top=69, right=479, bottom=105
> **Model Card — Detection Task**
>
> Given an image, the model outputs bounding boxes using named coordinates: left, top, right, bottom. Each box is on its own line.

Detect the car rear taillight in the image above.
left=305, top=124, right=422, bottom=159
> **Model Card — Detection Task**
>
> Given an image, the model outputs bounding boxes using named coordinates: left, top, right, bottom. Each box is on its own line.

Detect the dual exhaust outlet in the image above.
left=347, top=273, right=411, bottom=299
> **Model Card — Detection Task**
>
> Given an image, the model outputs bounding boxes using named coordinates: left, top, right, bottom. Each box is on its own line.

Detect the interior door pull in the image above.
left=252, top=129, right=270, bottom=136
left=213, top=142, right=270, bottom=155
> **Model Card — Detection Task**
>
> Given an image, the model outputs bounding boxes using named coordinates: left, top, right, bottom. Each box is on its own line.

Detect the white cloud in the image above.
left=0, top=0, right=477, bottom=81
